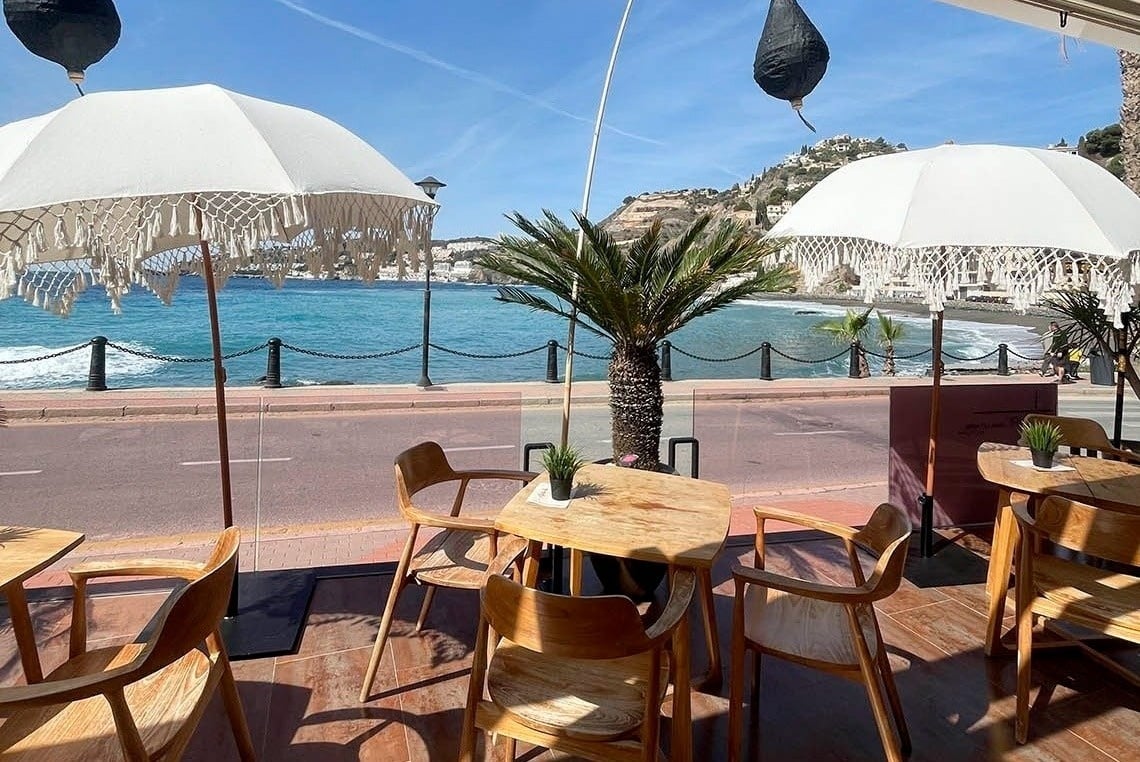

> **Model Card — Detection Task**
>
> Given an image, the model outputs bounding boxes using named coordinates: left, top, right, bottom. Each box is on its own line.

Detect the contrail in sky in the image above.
left=271, top=0, right=664, bottom=146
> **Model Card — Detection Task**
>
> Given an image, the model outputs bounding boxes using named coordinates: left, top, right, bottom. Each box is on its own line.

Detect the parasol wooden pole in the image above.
left=919, top=310, right=944, bottom=557
left=559, top=0, right=635, bottom=447
left=196, top=205, right=238, bottom=617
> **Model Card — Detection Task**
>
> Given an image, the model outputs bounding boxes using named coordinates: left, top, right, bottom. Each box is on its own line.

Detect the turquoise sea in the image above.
left=0, top=277, right=1044, bottom=390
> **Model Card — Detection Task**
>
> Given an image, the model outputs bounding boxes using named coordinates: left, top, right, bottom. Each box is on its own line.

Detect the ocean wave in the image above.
left=0, top=342, right=165, bottom=389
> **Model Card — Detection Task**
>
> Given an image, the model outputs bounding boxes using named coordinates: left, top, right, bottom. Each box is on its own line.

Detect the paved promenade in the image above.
left=2, top=374, right=1127, bottom=592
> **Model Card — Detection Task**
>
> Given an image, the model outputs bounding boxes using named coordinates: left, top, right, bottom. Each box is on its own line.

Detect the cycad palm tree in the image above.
left=814, top=307, right=872, bottom=378
left=876, top=311, right=905, bottom=376
left=480, top=211, right=792, bottom=470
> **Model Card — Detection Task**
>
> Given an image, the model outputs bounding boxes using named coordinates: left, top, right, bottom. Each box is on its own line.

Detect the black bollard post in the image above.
left=544, top=340, right=559, bottom=383
left=848, top=340, right=861, bottom=379
left=264, top=338, right=283, bottom=389
left=86, top=336, right=107, bottom=392
left=760, top=341, right=773, bottom=381
left=997, top=343, right=1009, bottom=376
left=660, top=340, right=673, bottom=382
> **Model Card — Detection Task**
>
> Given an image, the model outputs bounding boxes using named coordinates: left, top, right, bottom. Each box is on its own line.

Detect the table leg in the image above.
left=695, top=567, right=722, bottom=692
left=5, top=583, right=43, bottom=683
left=984, top=490, right=1019, bottom=657
left=569, top=549, right=584, bottom=596
left=520, top=540, right=543, bottom=589
left=671, top=580, right=692, bottom=762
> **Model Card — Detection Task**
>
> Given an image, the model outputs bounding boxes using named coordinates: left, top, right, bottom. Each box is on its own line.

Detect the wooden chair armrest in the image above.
left=457, top=469, right=538, bottom=483
left=485, top=536, right=529, bottom=579
left=731, top=563, right=876, bottom=604
left=0, top=663, right=137, bottom=710
left=752, top=506, right=859, bottom=541
left=404, top=503, right=498, bottom=533
left=645, top=569, right=697, bottom=645
left=1105, top=446, right=1140, bottom=465
left=69, top=558, right=205, bottom=583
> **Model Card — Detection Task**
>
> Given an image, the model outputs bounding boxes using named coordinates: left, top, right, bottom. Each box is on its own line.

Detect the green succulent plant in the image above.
left=1019, top=420, right=1064, bottom=454
left=542, top=444, right=584, bottom=480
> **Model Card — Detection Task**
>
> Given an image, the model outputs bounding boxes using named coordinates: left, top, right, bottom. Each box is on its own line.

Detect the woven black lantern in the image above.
left=753, top=0, right=829, bottom=132
left=3, top=0, right=121, bottom=88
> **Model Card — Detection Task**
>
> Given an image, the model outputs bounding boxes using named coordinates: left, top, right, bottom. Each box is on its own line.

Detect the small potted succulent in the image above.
left=543, top=444, right=584, bottom=501
left=1020, top=419, right=1064, bottom=469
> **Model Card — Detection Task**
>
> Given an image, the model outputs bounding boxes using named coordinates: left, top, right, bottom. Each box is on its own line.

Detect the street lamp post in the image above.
left=415, top=176, right=445, bottom=388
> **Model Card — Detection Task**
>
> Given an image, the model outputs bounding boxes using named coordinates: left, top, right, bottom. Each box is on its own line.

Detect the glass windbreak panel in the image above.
left=519, top=389, right=695, bottom=472
left=692, top=387, right=889, bottom=502
left=254, top=390, right=523, bottom=569
left=0, top=407, right=256, bottom=547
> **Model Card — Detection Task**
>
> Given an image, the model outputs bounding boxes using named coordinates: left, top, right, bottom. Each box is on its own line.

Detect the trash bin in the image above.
left=1090, top=351, right=1115, bottom=386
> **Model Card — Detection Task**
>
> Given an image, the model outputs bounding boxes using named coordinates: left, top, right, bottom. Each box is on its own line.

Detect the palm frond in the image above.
left=876, top=311, right=904, bottom=346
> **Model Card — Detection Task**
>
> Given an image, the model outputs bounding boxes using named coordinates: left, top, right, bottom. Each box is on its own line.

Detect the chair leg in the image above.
left=360, top=529, right=417, bottom=703
left=848, top=608, right=903, bottom=762
left=750, top=650, right=762, bottom=706
left=728, top=585, right=747, bottom=762
left=219, top=655, right=257, bottom=761
left=416, top=586, right=438, bottom=633
left=875, top=647, right=910, bottom=756
left=1015, top=539, right=1035, bottom=745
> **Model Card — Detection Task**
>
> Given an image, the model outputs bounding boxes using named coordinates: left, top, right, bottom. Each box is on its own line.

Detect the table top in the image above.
left=495, top=463, right=732, bottom=569
left=0, top=527, right=84, bottom=588
left=977, top=442, right=1140, bottom=512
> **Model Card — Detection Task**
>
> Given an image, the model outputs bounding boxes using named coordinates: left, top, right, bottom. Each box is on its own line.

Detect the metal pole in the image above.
left=559, top=0, right=636, bottom=447
left=418, top=269, right=433, bottom=388
left=919, top=311, right=945, bottom=558
left=195, top=204, right=238, bottom=617
left=1114, top=327, right=1126, bottom=446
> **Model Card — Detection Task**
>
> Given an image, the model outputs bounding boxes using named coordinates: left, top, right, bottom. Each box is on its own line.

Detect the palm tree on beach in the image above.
left=814, top=307, right=873, bottom=378
left=479, top=212, right=792, bottom=470
left=876, top=311, right=905, bottom=376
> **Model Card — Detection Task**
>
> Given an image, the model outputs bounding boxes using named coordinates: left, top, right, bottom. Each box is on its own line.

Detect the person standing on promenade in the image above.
left=1041, top=320, right=1072, bottom=383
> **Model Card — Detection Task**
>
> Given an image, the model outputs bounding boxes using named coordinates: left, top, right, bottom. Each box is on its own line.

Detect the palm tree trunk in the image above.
left=858, top=347, right=871, bottom=378
left=1121, top=51, right=1140, bottom=195
left=884, top=345, right=896, bottom=376
left=609, top=344, right=663, bottom=470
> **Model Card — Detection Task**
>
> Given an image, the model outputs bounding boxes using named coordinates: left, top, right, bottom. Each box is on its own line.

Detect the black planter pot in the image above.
left=549, top=476, right=573, bottom=501
left=1030, top=449, right=1055, bottom=469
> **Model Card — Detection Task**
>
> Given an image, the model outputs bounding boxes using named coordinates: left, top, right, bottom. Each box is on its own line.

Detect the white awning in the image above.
left=939, top=0, right=1140, bottom=52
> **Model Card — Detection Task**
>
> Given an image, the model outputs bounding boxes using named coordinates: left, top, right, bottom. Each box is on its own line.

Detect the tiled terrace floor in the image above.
left=3, top=530, right=1139, bottom=761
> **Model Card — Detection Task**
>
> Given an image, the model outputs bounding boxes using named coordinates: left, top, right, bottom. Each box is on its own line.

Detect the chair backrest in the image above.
left=851, top=503, right=912, bottom=599
left=482, top=574, right=653, bottom=660
left=138, top=527, right=241, bottom=674
left=394, top=441, right=458, bottom=517
left=1030, top=497, right=1140, bottom=567
left=1025, top=414, right=1114, bottom=458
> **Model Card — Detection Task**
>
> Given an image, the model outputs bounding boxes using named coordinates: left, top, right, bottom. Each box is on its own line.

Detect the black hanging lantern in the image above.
left=753, top=0, right=829, bottom=132
left=3, top=0, right=121, bottom=88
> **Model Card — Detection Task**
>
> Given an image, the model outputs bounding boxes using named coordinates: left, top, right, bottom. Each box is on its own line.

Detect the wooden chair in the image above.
left=0, top=527, right=254, bottom=761
left=728, top=503, right=912, bottom=762
left=459, top=544, right=696, bottom=762
left=359, top=441, right=535, bottom=701
left=1010, top=496, right=1140, bottom=744
left=1023, top=414, right=1140, bottom=462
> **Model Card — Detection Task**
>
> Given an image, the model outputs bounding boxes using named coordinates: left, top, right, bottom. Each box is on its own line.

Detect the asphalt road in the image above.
left=3, top=392, right=1131, bottom=542
left=1, top=398, right=890, bottom=540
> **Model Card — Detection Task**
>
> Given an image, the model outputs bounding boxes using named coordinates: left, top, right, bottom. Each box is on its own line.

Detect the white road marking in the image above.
left=180, top=457, right=293, bottom=466
left=773, top=430, right=856, bottom=437
left=443, top=445, right=515, bottom=453
left=0, top=469, right=42, bottom=477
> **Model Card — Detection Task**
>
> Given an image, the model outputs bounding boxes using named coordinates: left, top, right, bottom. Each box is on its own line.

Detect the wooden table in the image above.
left=0, top=527, right=84, bottom=683
left=495, top=463, right=732, bottom=762
left=976, top=442, right=1140, bottom=655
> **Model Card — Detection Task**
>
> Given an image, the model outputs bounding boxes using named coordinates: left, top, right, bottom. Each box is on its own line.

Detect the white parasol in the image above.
left=938, top=0, right=1140, bottom=52
left=767, top=142, right=1140, bottom=555
left=0, top=83, right=436, bottom=540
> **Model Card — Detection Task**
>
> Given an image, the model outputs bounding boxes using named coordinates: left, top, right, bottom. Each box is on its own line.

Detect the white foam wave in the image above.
left=0, top=343, right=165, bottom=389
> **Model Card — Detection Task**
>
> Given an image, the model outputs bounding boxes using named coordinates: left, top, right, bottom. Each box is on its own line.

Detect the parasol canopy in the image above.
left=768, top=143, right=1140, bottom=324
left=0, top=83, right=436, bottom=315
left=937, top=0, right=1140, bottom=52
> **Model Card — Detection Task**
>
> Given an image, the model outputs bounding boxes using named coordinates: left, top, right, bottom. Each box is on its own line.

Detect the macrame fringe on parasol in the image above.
left=779, top=236, right=1140, bottom=326
left=0, top=191, right=434, bottom=315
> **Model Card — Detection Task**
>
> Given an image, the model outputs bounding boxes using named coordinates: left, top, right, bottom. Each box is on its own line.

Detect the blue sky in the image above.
left=0, top=0, right=1124, bottom=239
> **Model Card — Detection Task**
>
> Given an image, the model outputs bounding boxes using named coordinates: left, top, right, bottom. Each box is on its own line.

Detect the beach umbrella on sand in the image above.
left=0, top=84, right=436, bottom=636
left=936, top=0, right=1140, bottom=52
left=767, top=142, right=1140, bottom=556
